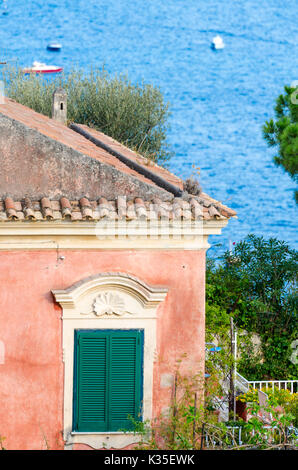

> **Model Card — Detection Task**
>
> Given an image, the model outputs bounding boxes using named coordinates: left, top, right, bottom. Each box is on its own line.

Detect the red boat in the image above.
left=23, top=61, right=63, bottom=74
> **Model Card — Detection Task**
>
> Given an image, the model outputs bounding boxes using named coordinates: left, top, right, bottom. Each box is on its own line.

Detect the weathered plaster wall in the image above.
left=0, top=114, right=171, bottom=200
left=0, top=249, right=205, bottom=450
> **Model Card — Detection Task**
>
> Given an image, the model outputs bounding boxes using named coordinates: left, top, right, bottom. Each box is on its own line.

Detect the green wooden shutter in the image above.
left=74, top=330, right=143, bottom=432
left=76, top=333, right=107, bottom=431
left=109, top=332, right=142, bottom=431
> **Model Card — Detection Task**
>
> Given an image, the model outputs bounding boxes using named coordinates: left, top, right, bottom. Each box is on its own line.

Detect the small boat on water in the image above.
left=22, top=61, right=63, bottom=74
left=47, top=42, right=62, bottom=51
left=2, top=0, right=8, bottom=15
left=211, top=35, right=225, bottom=50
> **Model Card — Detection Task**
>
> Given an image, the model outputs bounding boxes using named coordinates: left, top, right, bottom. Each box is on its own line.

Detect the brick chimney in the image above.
left=52, top=88, right=67, bottom=124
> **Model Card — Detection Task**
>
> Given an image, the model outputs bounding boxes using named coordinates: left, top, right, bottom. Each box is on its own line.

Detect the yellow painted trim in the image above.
left=0, top=220, right=228, bottom=250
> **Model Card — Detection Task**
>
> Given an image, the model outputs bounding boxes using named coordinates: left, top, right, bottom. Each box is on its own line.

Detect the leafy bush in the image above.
left=132, top=370, right=206, bottom=450
left=206, top=235, right=298, bottom=380
left=131, top=370, right=297, bottom=450
left=2, top=65, right=173, bottom=165
left=238, top=389, right=298, bottom=427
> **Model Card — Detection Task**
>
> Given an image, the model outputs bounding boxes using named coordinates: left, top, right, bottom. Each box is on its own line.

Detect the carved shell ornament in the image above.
left=93, top=292, right=127, bottom=317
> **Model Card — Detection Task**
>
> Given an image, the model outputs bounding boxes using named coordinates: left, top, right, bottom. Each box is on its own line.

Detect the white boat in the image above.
left=22, top=61, right=63, bottom=74
left=2, top=0, right=8, bottom=15
left=211, top=35, right=225, bottom=50
left=47, top=42, right=62, bottom=51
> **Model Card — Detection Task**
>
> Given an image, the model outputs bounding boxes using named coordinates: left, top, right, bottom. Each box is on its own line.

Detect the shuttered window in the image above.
left=74, top=330, right=143, bottom=432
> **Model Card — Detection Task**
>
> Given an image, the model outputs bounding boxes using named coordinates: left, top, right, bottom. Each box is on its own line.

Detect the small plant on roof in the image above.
left=183, top=177, right=201, bottom=196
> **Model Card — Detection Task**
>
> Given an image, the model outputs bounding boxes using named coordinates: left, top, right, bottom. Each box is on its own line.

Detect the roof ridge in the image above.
left=78, top=124, right=182, bottom=180
left=70, top=123, right=183, bottom=198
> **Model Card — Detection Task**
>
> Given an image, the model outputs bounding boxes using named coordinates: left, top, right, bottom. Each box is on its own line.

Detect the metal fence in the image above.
left=203, top=425, right=298, bottom=449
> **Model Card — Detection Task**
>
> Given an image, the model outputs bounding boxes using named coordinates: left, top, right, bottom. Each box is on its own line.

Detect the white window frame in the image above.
left=52, top=272, right=167, bottom=449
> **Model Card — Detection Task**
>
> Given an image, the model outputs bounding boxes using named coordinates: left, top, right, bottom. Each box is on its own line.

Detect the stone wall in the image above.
left=0, top=113, right=172, bottom=201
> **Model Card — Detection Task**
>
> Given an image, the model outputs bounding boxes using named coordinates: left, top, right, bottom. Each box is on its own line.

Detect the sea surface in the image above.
left=0, top=0, right=297, bottom=255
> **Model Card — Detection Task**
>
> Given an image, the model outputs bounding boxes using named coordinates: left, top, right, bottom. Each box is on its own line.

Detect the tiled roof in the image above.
left=0, top=195, right=236, bottom=222
left=0, top=98, right=237, bottom=220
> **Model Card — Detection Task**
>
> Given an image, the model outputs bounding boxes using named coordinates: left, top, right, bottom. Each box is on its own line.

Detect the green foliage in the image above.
left=263, top=85, right=298, bottom=202
left=2, top=65, right=173, bottom=165
left=206, top=234, right=298, bottom=379
left=131, top=370, right=297, bottom=450
left=243, top=402, right=297, bottom=450
left=287, top=394, right=298, bottom=428
left=238, top=389, right=298, bottom=428
left=132, top=370, right=206, bottom=450
left=133, top=234, right=298, bottom=450
left=205, top=304, right=234, bottom=395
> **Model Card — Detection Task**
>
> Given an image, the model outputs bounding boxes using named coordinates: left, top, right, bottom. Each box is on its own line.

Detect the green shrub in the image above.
left=206, top=235, right=298, bottom=380
left=237, top=389, right=298, bottom=427
left=131, top=371, right=297, bottom=450
left=2, top=65, right=173, bottom=165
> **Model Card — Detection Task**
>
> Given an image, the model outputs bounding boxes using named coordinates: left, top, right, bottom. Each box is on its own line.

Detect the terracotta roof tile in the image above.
left=0, top=194, right=234, bottom=223
left=117, top=196, right=127, bottom=219
left=5, top=197, right=18, bottom=219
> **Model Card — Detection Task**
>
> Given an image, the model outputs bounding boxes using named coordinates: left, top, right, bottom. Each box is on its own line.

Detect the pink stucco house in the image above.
left=0, top=96, right=235, bottom=450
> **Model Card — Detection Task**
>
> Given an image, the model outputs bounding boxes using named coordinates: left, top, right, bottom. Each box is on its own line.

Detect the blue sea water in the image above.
left=0, top=0, right=297, bottom=254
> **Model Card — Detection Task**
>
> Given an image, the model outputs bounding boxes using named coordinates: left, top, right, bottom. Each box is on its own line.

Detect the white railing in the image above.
left=236, top=372, right=250, bottom=393
left=248, top=380, right=298, bottom=394
left=235, top=374, right=298, bottom=394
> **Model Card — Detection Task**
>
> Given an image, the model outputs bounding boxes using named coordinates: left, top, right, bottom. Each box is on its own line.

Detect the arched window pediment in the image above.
left=52, top=272, right=168, bottom=315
